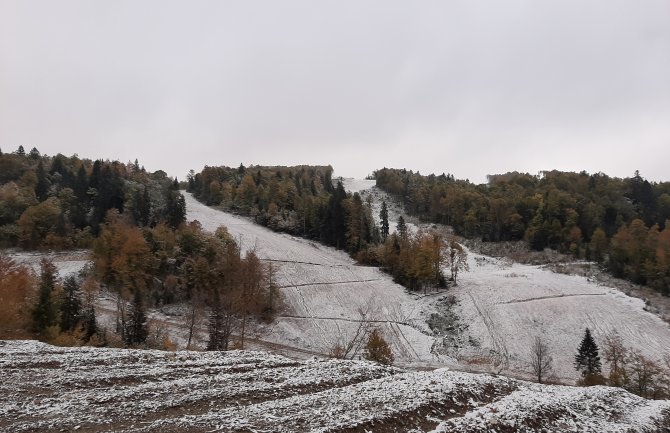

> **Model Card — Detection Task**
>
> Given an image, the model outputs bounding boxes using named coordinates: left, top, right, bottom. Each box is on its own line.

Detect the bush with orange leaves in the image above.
left=0, top=254, right=37, bottom=338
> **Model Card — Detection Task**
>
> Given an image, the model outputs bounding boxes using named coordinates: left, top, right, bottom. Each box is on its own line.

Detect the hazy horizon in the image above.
left=2, top=1, right=669, bottom=184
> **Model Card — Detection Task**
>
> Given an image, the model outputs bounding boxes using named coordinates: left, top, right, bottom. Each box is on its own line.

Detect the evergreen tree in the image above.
left=396, top=216, right=408, bottom=239
left=165, top=190, right=186, bottom=229
left=207, top=306, right=226, bottom=351
left=29, top=147, right=41, bottom=160
left=575, top=328, right=602, bottom=377
left=16, top=145, right=25, bottom=156
left=60, top=276, right=82, bottom=332
left=82, top=306, right=97, bottom=342
left=363, top=328, right=394, bottom=365
left=380, top=200, right=390, bottom=241
left=35, top=160, right=49, bottom=201
left=322, top=181, right=348, bottom=249
left=206, top=290, right=231, bottom=351
left=32, top=259, right=59, bottom=334
left=124, top=291, right=148, bottom=346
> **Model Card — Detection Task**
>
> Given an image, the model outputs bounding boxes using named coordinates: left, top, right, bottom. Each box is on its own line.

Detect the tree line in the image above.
left=0, top=146, right=186, bottom=249
left=0, top=213, right=277, bottom=350
left=374, top=168, right=670, bottom=294
left=189, top=164, right=468, bottom=292
left=92, top=211, right=277, bottom=350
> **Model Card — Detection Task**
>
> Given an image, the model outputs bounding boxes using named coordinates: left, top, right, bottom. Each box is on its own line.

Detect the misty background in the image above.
left=1, top=0, right=669, bottom=183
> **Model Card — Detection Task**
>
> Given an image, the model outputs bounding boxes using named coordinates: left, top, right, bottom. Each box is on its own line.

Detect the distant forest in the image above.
left=0, top=145, right=185, bottom=249
left=189, top=164, right=467, bottom=292
left=0, top=147, right=276, bottom=352
left=374, top=168, right=670, bottom=294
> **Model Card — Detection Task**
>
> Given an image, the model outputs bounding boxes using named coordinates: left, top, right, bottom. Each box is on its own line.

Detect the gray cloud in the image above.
left=1, top=0, right=669, bottom=183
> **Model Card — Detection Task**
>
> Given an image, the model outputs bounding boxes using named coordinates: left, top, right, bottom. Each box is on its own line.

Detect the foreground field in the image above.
left=1, top=341, right=667, bottom=433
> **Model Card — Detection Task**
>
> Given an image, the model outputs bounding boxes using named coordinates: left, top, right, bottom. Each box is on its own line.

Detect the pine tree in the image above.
left=363, top=328, right=394, bottom=365
left=396, top=216, right=408, bottom=239
left=82, top=306, right=97, bottom=342
left=380, top=201, right=389, bottom=241
left=16, top=145, right=25, bottom=156
left=124, top=291, right=148, bottom=346
left=32, top=259, right=59, bottom=334
left=29, top=147, right=41, bottom=160
left=166, top=190, right=186, bottom=229
left=60, top=276, right=82, bottom=332
left=207, top=306, right=226, bottom=351
left=35, top=160, right=49, bottom=201
left=575, top=328, right=602, bottom=377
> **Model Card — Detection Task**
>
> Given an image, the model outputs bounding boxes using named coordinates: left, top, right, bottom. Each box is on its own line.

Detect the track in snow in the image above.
left=184, top=192, right=443, bottom=367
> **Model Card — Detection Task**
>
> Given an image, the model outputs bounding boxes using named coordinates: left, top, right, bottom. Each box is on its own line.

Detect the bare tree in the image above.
left=328, top=304, right=375, bottom=359
left=530, top=336, right=553, bottom=384
left=446, top=236, right=469, bottom=284
left=603, top=330, right=628, bottom=387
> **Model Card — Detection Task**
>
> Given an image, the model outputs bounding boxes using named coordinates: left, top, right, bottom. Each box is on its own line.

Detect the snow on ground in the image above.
left=336, top=177, right=375, bottom=194
left=3, top=249, right=90, bottom=277
left=342, top=180, right=670, bottom=382
left=1, top=340, right=667, bottom=433
left=453, top=252, right=670, bottom=381
left=185, top=192, right=445, bottom=367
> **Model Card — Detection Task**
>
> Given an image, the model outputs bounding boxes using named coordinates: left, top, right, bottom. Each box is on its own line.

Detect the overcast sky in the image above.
left=1, top=1, right=669, bottom=183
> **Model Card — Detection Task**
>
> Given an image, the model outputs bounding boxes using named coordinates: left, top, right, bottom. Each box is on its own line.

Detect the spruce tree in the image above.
left=396, top=216, right=408, bottom=239
left=166, top=190, right=186, bottom=229
left=82, top=307, right=97, bottom=342
left=35, top=160, right=49, bottom=201
left=575, top=328, right=602, bottom=377
left=379, top=201, right=389, bottom=241
left=206, top=306, right=225, bottom=351
left=32, top=259, right=59, bottom=334
left=124, top=291, right=148, bottom=346
left=60, top=276, right=82, bottom=332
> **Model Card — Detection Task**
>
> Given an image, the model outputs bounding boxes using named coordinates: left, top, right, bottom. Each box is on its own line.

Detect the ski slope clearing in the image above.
left=3, top=249, right=90, bottom=277
left=184, top=193, right=444, bottom=367
left=1, top=341, right=667, bottom=433
left=343, top=180, right=670, bottom=381
left=452, top=253, right=670, bottom=380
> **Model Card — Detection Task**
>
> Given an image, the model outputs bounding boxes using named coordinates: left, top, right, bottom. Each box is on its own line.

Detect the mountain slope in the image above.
left=184, top=192, right=444, bottom=367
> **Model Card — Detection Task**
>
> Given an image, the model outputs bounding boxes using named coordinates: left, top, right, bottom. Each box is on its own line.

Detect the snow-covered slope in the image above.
left=342, top=179, right=670, bottom=381
left=4, top=249, right=90, bottom=277
left=186, top=184, right=670, bottom=380
left=1, top=341, right=667, bottom=433
left=184, top=193, right=445, bottom=367
left=453, top=253, right=670, bottom=381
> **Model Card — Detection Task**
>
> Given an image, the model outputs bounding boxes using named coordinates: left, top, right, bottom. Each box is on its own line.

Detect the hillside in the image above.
left=4, top=181, right=669, bottom=384
left=183, top=182, right=670, bottom=381
left=1, top=340, right=668, bottom=433
left=353, top=181, right=670, bottom=381
left=184, top=191, right=443, bottom=367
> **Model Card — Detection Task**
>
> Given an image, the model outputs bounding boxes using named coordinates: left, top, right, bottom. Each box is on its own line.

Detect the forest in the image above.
left=374, top=168, right=670, bottom=294
left=0, top=147, right=275, bottom=350
left=189, top=164, right=467, bottom=291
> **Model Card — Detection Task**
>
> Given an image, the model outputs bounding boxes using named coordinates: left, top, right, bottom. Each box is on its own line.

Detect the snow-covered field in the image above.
left=4, top=181, right=670, bottom=383
left=4, top=249, right=90, bottom=277
left=185, top=192, right=445, bottom=368
left=452, top=253, right=670, bottom=380
left=186, top=181, right=670, bottom=380
left=344, top=180, right=670, bottom=381
left=1, top=340, right=667, bottom=433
